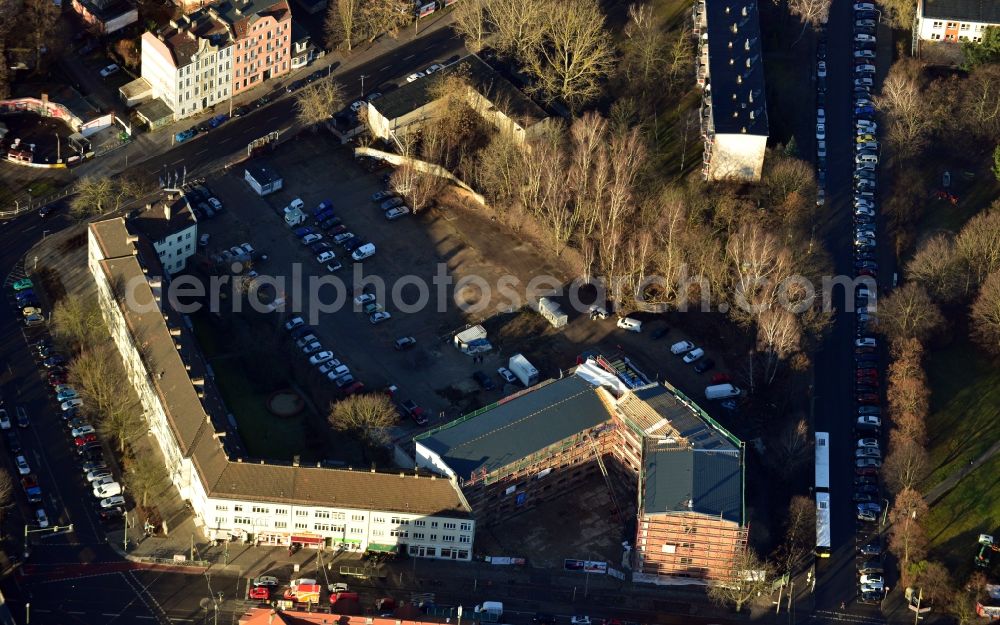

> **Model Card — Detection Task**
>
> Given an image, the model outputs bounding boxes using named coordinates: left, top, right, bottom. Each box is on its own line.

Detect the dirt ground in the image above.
left=474, top=474, right=631, bottom=569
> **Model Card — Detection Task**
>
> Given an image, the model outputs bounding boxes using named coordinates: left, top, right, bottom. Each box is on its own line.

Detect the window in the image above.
left=429, top=534, right=437, bottom=541
left=430, top=522, right=439, bottom=528
left=460, top=523, right=471, bottom=532
left=275, top=521, right=287, bottom=529
left=315, top=511, right=330, bottom=519
left=443, top=522, right=456, bottom=530
left=215, top=504, right=228, bottom=511
left=442, top=535, right=455, bottom=542
left=412, top=532, right=425, bottom=540
left=234, top=517, right=251, bottom=525
left=413, top=520, right=425, bottom=527
left=275, top=508, right=287, bottom=516
left=295, top=510, right=308, bottom=516
left=332, top=525, right=345, bottom=533
left=214, top=517, right=226, bottom=526
left=234, top=505, right=243, bottom=512
left=932, top=20, right=943, bottom=28
left=459, top=535, right=470, bottom=543
left=680, top=557, right=693, bottom=565
left=185, top=244, right=191, bottom=252
left=372, top=530, right=383, bottom=536
left=440, top=548, right=452, bottom=558
left=390, top=530, right=407, bottom=537
left=373, top=516, right=385, bottom=523
left=295, top=522, right=307, bottom=529
left=351, top=514, right=365, bottom=521
left=350, top=527, right=363, bottom=534
left=314, top=523, right=331, bottom=532
left=457, top=550, right=469, bottom=559
left=252, top=506, right=268, bottom=514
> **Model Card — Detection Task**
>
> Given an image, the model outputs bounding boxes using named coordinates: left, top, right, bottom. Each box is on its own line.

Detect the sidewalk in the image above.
left=924, top=438, right=1000, bottom=505
left=76, top=10, right=458, bottom=180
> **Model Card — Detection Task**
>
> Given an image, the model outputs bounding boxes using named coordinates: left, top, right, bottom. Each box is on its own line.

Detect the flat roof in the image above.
left=643, top=444, right=743, bottom=523
left=245, top=163, right=282, bottom=184
left=705, top=0, right=768, bottom=136
left=921, top=0, right=1000, bottom=22
left=120, top=77, right=152, bottom=99
left=416, top=376, right=612, bottom=481
left=137, top=98, right=174, bottom=123
left=91, top=218, right=470, bottom=516
left=371, top=54, right=547, bottom=128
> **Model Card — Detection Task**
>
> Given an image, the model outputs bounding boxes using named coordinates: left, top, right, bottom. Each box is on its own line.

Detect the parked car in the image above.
left=473, top=370, right=495, bottom=391
left=498, top=367, right=518, bottom=384
left=100, top=495, right=126, bottom=509
left=393, top=336, right=417, bottom=351
left=0, top=410, right=9, bottom=430
left=99, top=64, right=120, bottom=77
left=683, top=348, right=705, bottom=364
left=385, top=206, right=411, bottom=220
left=369, top=311, right=391, bottom=324
left=401, top=400, right=428, bottom=426
left=15, top=455, right=30, bottom=475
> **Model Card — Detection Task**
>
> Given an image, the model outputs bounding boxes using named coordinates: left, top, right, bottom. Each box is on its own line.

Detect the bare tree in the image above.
left=664, top=24, right=694, bottom=86
left=294, top=79, right=346, bottom=128
left=358, top=0, right=412, bottom=42
left=787, top=0, right=831, bottom=37
left=887, top=488, right=929, bottom=573
left=954, top=64, right=1000, bottom=142
left=875, top=61, right=936, bottom=159
left=323, top=0, right=348, bottom=50
left=125, top=454, right=169, bottom=508
left=971, top=269, right=1000, bottom=354
left=878, top=0, right=917, bottom=29
left=956, top=202, right=1000, bottom=288
left=24, top=0, right=59, bottom=70
left=756, top=308, right=802, bottom=384
left=328, top=393, right=398, bottom=448
left=707, top=547, right=773, bottom=612
left=51, top=295, right=104, bottom=352
left=69, top=344, right=144, bottom=452
left=906, top=233, right=965, bottom=302
left=0, top=470, right=13, bottom=540
left=484, top=0, right=545, bottom=59
left=910, top=560, right=953, bottom=605
left=452, top=0, right=491, bottom=53
left=772, top=495, right=816, bottom=575
left=882, top=432, right=929, bottom=494
left=114, top=38, right=141, bottom=70
left=70, top=176, right=117, bottom=220
left=524, top=0, right=616, bottom=110
left=621, top=3, right=666, bottom=94
left=771, top=418, right=811, bottom=478
left=876, top=282, right=944, bottom=345
left=725, top=222, right=793, bottom=325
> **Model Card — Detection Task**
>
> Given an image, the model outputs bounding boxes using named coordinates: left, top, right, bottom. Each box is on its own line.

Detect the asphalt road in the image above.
left=127, top=26, right=464, bottom=181
left=811, top=2, right=889, bottom=622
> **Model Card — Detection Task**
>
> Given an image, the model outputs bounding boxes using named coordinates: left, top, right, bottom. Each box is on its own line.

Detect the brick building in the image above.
left=228, top=0, right=293, bottom=96
left=414, top=360, right=748, bottom=582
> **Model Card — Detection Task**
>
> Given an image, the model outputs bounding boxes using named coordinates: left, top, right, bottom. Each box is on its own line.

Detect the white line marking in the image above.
left=403, top=54, right=415, bottom=60
left=196, top=149, right=207, bottom=156
left=380, top=65, right=391, bottom=71
left=219, top=137, right=231, bottom=143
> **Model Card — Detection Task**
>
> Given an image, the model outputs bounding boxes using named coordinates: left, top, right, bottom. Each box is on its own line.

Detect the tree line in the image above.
left=51, top=295, right=170, bottom=514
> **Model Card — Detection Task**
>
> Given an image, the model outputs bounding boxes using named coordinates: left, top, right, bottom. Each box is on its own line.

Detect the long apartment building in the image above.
left=694, top=0, right=769, bottom=182
left=87, top=215, right=474, bottom=560
left=414, top=358, right=748, bottom=582
left=129, top=0, right=291, bottom=119
left=914, top=0, right=1000, bottom=46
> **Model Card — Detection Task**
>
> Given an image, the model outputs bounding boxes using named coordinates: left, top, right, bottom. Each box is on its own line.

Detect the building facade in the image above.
left=87, top=215, right=474, bottom=560
left=695, top=0, right=769, bottom=182
left=132, top=191, right=199, bottom=274
left=230, top=0, right=293, bottom=96
left=916, top=0, right=1000, bottom=43
left=140, top=13, right=235, bottom=120
left=415, top=358, right=748, bottom=582
left=70, top=0, right=138, bottom=34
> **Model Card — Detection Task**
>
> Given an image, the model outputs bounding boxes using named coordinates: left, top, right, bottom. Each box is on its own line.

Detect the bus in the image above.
left=815, top=432, right=831, bottom=558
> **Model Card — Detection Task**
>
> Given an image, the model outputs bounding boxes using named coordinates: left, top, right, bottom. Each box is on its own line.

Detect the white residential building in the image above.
left=139, top=13, right=235, bottom=119
left=87, top=216, right=474, bottom=559
left=132, top=191, right=198, bottom=275
left=915, top=0, right=1000, bottom=45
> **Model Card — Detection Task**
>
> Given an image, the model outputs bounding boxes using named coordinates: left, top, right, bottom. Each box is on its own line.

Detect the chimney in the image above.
left=164, top=201, right=172, bottom=221
left=292, top=455, right=300, bottom=467
left=146, top=202, right=153, bottom=210
left=169, top=327, right=182, bottom=336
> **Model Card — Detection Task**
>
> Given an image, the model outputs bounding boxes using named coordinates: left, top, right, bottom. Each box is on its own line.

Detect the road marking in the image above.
left=219, top=137, right=231, bottom=144
left=196, top=149, right=207, bottom=156
left=403, top=54, right=415, bottom=60
left=103, top=613, right=121, bottom=617
left=67, top=611, right=85, bottom=614
left=380, top=65, right=391, bottom=71
left=170, top=159, right=183, bottom=166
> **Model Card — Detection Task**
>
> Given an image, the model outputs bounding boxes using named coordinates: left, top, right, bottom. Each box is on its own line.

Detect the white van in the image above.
left=670, top=340, right=694, bottom=355
left=287, top=198, right=305, bottom=212
left=616, top=317, right=641, bottom=332
left=856, top=154, right=878, bottom=166
left=705, top=384, right=742, bottom=400
left=351, top=243, right=376, bottom=261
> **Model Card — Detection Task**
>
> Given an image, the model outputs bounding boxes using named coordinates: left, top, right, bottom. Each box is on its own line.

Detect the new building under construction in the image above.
left=414, top=356, right=748, bottom=582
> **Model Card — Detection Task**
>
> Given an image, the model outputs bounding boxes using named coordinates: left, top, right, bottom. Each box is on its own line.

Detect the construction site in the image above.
left=413, top=354, right=749, bottom=582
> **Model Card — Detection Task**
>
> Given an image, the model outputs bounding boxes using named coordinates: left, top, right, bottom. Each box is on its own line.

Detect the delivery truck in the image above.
left=474, top=601, right=503, bottom=623
left=507, top=353, right=539, bottom=387
left=705, top=383, right=742, bottom=400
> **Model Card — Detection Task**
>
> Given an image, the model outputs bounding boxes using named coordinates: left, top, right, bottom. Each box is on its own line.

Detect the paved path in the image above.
left=924, top=438, right=1000, bottom=505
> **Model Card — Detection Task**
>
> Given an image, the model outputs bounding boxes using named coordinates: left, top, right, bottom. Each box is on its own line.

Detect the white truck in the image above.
left=284, top=198, right=306, bottom=227
left=474, top=601, right=503, bottom=623
left=705, top=383, right=742, bottom=400
left=508, top=353, right=539, bottom=387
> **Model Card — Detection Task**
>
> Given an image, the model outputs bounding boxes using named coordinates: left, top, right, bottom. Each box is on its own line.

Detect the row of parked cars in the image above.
left=283, top=316, right=366, bottom=393
left=847, top=3, right=886, bottom=606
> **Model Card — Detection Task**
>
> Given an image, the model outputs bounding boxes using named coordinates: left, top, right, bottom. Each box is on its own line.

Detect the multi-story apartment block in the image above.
left=133, top=191, right=199, bottom=275
left=131, top=0, right=291, bottom=119
left=139, top=12, right=235, bottom=119
left=695, top=0, right=769, bottom=182
left=415, top=357, right=748, bottom=582
left=87, top=215, right=474, bottom=559
left=228, top=0, right=293, bottom=96
left=915, top=0, right=1000, bottom=45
